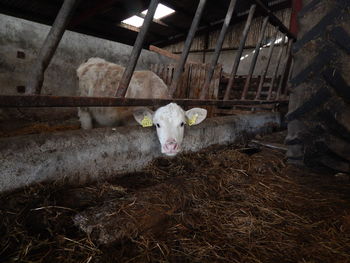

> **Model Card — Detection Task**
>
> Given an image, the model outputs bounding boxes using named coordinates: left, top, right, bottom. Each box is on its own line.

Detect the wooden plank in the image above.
left=149, top=45, right=204, bottom=65
left=149, top=45, right=181, bottom=61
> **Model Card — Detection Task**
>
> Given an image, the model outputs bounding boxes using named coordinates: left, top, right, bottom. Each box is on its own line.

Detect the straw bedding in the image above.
left=1, top=134, right=350, bottom=262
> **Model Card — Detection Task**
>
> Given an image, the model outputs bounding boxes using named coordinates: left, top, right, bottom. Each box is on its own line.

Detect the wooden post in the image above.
left=26, top=0, right=79, bottom=94
left=169, top=0, right=207, bottom=96
left=267, top=34, right=286, bottom=100
left=255, top=27, right=279, bottom=100
left=223, top=5, right=256, bottom=100
left=199, top=0, right=237, bottom=99
left=116, top=0, right=160, bottom=97
left=241, top=16, right=269, bottom=100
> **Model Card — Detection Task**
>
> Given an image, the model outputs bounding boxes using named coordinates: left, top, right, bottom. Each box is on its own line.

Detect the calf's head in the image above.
left=133, top=103, right=207, bottom=156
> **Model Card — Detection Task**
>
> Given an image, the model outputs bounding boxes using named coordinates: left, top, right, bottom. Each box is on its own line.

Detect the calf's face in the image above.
left=133, top=103, right=207, bottom=156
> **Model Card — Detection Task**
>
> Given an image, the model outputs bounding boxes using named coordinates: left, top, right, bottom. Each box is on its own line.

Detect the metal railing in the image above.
left=0, top=0, right=295, bottom=108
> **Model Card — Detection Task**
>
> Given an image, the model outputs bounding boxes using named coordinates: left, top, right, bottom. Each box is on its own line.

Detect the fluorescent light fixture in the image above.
left=122, top=15, right=144, bottom=27
left=142, top=3, right=175, bottom=19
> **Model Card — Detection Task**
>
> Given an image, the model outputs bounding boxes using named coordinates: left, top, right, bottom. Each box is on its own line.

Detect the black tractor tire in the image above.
left=286, top=0, right=350, bottom=172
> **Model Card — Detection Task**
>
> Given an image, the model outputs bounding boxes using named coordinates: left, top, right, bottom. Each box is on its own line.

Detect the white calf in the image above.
left=77, top=58, right=207, bottom=156
left=77, top=57, right=171, bottom=129
left=134, top=103, right=207, bottom=156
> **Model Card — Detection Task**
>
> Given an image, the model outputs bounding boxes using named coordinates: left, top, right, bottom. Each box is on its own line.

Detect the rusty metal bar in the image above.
left=223, top=4, right=256, bottom=100
left=26, top=0, right=79, bottom=94
left=255, top=27, right=279, bottom=100
left=283, top=56, right=294, bottom=97
left=276, top=38, right=293, bottom=100
left=251, top=0, right=296, bottom=40
left=0, top=95, right=288, bottom=108
left=241, top=16, right=269, bottom=100
left=267, top=34, right=286, bottom=100
left=169, top=0, right=207, bottom=96
left=116, top=0, right=160, bottom=97
left=199, top=0, right=238, bottom=99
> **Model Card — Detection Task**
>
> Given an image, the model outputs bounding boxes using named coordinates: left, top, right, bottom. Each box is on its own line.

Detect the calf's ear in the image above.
left=133, top=107, right=154, bottom=127
left=185, top=108, right=207, bottom=126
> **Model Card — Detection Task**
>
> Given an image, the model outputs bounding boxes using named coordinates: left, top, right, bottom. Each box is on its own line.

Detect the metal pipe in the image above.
left=276, top=38, right=293, bottom=99
left=26, top=0, right=79, bottom=94
left=267, top=34, right=286, bottom=100
left=0, top=95, right=288, bottom=108
left=223, top=4, right=256, bottom=100
left=241, top=16, right=269, bottom=100
left=255, top=27, right=279, bottom=100
left=283, top=57, right=294, bottom=97
left=116, top=0, right=160, bottom=97
left=199, top=0, right=238, bottom=99
left=169, top=0, right=207, bottom=96
left=251, top=0, right=297, bottom=40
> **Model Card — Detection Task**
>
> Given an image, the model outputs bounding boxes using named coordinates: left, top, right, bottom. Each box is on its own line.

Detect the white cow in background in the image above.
left=77, top=58, right=207, bottom=156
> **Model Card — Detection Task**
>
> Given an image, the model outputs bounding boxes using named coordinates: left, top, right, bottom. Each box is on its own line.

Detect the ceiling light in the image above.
left=122, top=15, right=144, bottom=28
left=142, top=3, right=175, bottom=19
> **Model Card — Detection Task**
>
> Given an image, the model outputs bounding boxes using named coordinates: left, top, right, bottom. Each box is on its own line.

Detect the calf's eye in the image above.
left=156, top=123, right=160, bottom=128
left=180, top=122, right=185, bottom=127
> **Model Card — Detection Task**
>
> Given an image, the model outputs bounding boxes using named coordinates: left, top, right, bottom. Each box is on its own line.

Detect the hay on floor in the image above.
left=1, top=138, right=350, bottom=263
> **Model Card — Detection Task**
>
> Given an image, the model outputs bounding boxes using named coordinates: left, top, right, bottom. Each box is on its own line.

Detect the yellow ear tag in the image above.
left=141, top=116, right=153, bottom=127
left=187, top=114, right=198, bottom=126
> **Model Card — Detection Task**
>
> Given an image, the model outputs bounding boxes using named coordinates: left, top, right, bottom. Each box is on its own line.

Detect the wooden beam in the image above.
left=251, top=0, right=296, bottom=40
left=149, top=45, right=180, bottom=60
left=118, top=22, right=140, bottom=33
left=138, top=13, right=168, bottom=28
left=149, top=45, right=202, bottom=64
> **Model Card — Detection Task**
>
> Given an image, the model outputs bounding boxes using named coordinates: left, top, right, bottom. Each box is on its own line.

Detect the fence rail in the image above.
left=1, top=0, right=294, bottom=110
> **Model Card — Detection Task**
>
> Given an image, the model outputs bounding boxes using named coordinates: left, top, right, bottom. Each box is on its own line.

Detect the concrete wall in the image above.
left=0, top=14, right=174, bottom=96
left=0, top=113, right=281, bottom=193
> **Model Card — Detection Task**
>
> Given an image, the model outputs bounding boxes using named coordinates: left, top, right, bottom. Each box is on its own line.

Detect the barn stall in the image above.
left=1, top=0, right=350, bottom=262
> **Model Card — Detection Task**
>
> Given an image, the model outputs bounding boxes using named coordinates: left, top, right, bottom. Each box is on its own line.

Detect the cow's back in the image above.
left=77, top=58, right=170, bottom=127
left=127, top=71, right=170, bottom=99
left=77, top=58, right=170, bottom=99
left=77, top=58, right=124, bottom=97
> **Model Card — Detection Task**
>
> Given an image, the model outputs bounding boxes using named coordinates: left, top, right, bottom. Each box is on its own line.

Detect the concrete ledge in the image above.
left=0, top=113, right=280, bottom=193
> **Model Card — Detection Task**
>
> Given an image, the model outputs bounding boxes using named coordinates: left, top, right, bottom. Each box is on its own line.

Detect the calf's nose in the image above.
left=165, top=138, right=178, bottom=151
left=166, top=138, right=177, bottom=144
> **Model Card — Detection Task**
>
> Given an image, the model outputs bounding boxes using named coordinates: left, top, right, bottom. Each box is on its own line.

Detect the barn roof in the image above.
left=0, top=0, right=292, bottom=48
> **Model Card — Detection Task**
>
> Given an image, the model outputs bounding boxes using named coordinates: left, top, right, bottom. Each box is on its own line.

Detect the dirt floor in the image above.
left=1, top=132, right=350, bottom=263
